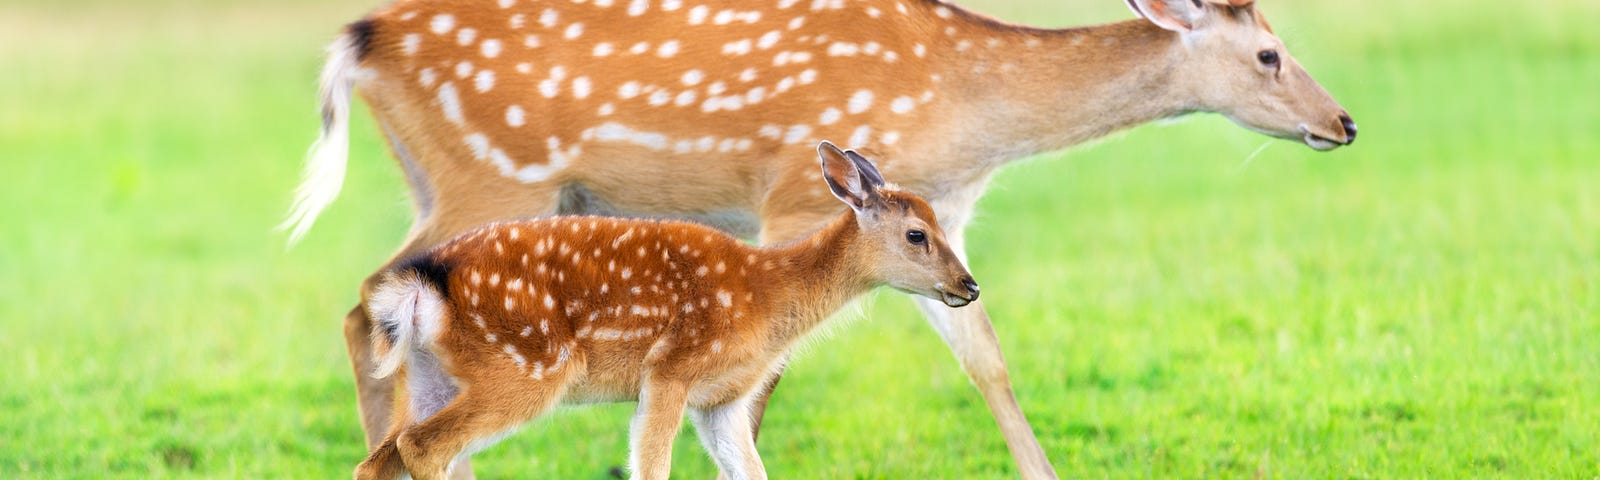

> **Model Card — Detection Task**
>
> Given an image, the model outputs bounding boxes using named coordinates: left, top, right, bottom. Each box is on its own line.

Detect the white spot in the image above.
left=758, top=31, right=782, bottom=49
left=818, top=108, right=841, bottom=125
left=788, top=16, right=805, bottom=29
left=593, top=122, right=672, bottom=150
left=629, top=41, right=650, bottom=54
left=572, top=76, right=592, bottom=99
left=618, top=81, right=642, bottom=99
left=738, top=68, right=758, bottom=82
left=723, top=39, right=753, bottom=56
left=913, top=43, right=927, bottom=57
left=846, top=90, right=874, bottom=114
left=891, top=96, right=915, bottom=114
left=437, top=82, right=464, bottom=124
left=474, top=69, right=496, bottom=92
left=498, top=0, right=515, bottom=8
left=649, top=89, right=672, bottom=106
left=827, top=42, right=859, bottom=56
left=688, top=6, right=709, bottom=24
left=881, top=131, right=901, bottom=145
left=849, top=125, right=873, bottom=147
left=506, top=105, right=526, bottom=127
left=481, top=39, right=503, bottom=58
left=783, top=125, right=812, bottom=144
left=510, top=13, right=526, bottom=29
left=539, top=78, right=559, bottom=98
left=464, top=133, right=490, bottom=159
left=565, top=23, right=584, bottom=39
left=539, top=9, right=558, bottom=28
left=711, top=340, right=723, bottom=353
left=455, top=61, right=474, bottom=78
left=457, top=28, right=477, bottom=46
left=716, top=290, right=733, bottom=307
left=657, top=40, right=680, bottom=57
left=524, top=34, right=541, bottom=48
left=675, top=90, right=697, bottom=106
left=628, top=0, right=648, bottom=16
left=402, top=34, right=422, bottom=55
left=681, top=69, right=705, bottom=86
left=419, top=68, right=438, bottom=87
left=430, top=14, right=456, bottom=35
left=662, top=0, right=682, bottom=10
left=593, top=42, right=615, bottom=56
left=599, top=103, right=617, bottom=116
left=798, top=69, right=818, bottom=84
left=713, top=9, right=735, bottom=24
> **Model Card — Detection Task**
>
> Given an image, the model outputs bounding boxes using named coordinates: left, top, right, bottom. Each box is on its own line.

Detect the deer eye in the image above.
left=906, top=229, right=927, bottom=246
left=1257, top=50, right=1280, bottom=67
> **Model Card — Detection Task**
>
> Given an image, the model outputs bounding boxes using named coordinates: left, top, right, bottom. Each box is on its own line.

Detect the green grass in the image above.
left=2, top=0, right=1596, bottom=477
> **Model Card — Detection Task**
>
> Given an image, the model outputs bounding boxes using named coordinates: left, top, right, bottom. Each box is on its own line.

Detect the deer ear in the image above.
left=843, top=150, right=887, bottom=188
left=818, top=141, right=881, bottom=212
left=1125, top=0, right=1205, bottom=32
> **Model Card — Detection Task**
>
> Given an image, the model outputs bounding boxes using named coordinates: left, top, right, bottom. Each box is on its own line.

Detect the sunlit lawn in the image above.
left=2, top=0, right=1596, bottom=477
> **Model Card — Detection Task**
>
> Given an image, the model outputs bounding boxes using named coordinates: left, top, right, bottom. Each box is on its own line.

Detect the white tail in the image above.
left=280, top=34, right=360, bottom=245
left=365, top=270, right=447, bottom=379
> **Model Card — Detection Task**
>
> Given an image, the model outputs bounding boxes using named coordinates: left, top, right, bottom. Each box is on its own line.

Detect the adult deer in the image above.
left=355, top=143, right=977, bottom=480
left=288, top=0, right=1355, bottom=478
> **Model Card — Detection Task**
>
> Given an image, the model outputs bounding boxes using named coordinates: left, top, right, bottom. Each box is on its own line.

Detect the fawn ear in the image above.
left=818, top=141, right=882, bottom=212
left=843, top=150, right=887, bottom=188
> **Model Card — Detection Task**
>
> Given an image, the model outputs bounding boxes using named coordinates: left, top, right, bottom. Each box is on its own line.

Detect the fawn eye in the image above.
left=1257, top=50, right=1280, bottom=67
left=906, top=229, right=927, bottom=245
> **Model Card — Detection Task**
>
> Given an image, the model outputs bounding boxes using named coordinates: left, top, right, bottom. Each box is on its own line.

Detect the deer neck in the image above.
left=751, top=211, right=877, bottom=347
left=930, top=16, right=1193, bottom=169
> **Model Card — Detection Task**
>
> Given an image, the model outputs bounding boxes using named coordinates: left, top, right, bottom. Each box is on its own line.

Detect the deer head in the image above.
left=1127, top=0, right=1357, bottom=150
left=817, top=141, right=979, bottom=308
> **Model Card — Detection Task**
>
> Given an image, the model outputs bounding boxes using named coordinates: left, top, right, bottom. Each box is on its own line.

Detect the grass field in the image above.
left=2, top=0, right=1597, bottom=477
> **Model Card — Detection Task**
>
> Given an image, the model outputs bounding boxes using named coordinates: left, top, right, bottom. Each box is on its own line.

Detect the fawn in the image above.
left=354, top=141, right=979, bottom=480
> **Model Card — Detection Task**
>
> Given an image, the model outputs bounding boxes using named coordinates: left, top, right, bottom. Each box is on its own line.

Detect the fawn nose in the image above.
left=960, top=276, right=980, bottom=301
left=1339, top=114, right=1358, bottom=144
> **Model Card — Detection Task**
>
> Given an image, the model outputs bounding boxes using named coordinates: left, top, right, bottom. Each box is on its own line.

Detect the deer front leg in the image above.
left=629, top=377, right=690, bottom=480
left=913, top=297, right=1056, bottom=479
left=690, top=394, right=767, bottom=480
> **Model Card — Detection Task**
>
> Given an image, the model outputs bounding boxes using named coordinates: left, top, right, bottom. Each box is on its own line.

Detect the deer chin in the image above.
left=1300, top=125, right=1346, bottom=151
left=939, top=290, right=976, bottom=308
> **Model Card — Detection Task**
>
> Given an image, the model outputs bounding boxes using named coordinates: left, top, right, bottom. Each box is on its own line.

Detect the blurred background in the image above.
left=2, top=0, right=1596, bottom=477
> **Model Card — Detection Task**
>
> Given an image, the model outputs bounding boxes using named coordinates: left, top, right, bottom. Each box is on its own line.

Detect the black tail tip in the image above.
left=347, top=18, right=378, bottom=61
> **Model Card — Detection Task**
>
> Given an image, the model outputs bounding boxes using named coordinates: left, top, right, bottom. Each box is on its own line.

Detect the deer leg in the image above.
left=629, top=377, right=690, bottom=480
left=690, top=394, right=767, bottom=480
left=913, top=297, right=1056, bottom=479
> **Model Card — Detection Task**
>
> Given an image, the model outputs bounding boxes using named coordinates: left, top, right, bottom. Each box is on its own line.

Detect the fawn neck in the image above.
left=932, top=16, right=1191, bottom=168
left=748, top=211, right=876, bottom=347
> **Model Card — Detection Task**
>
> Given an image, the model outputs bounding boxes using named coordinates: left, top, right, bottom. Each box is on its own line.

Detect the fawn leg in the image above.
left=628, top=377, right=690, bottom=480
left=690, top=394, right=767, bottom=480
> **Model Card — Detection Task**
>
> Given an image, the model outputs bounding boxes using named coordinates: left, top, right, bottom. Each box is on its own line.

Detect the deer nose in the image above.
left=960, top=276, right=980, bottom=301
left=1339, top=114, right=1358, bottom=144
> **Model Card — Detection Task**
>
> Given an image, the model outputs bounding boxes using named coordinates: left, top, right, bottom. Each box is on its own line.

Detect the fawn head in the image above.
left=817, top=142, right=979, bottom=308
left=1127, top=0, right=1356, bottom=150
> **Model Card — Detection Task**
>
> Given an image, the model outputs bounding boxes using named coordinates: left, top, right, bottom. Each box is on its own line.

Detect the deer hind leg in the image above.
left=689, top=393, right=767, bottom=480
left=392, top=373, right=571, bottom=480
